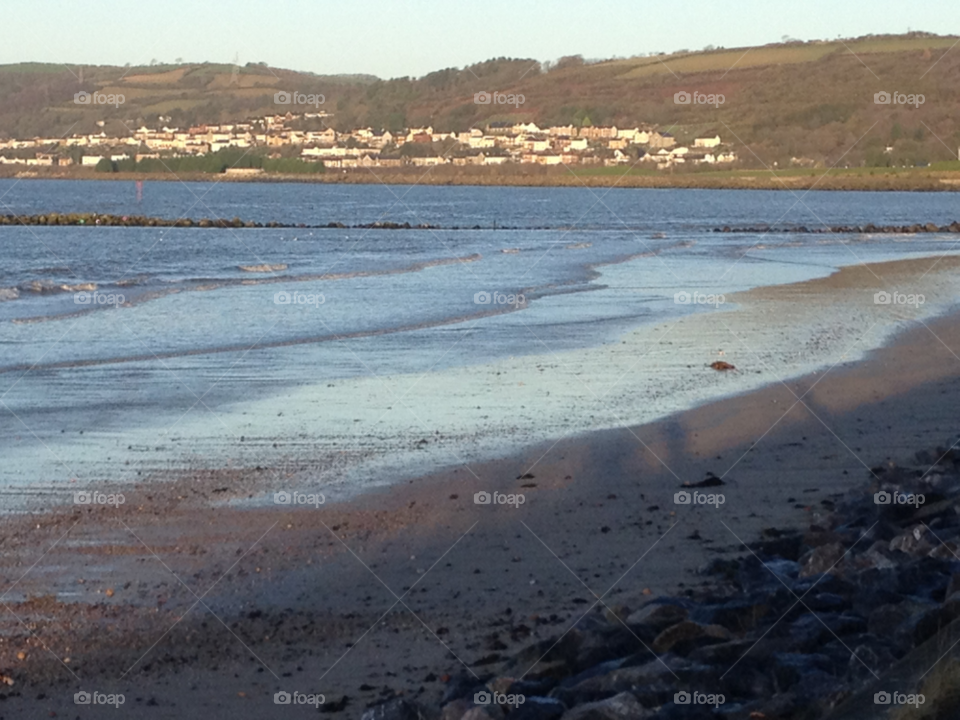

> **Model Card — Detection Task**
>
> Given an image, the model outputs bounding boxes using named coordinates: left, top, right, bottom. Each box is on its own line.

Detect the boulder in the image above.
left=799, top=542, right=846, bottom=578
left=652, top=622, right=730, bottom=655
left=510, top=697, right=566, bottom=720
left=626, top=603, right=688, bottom=634
left=558, top=691, right=652, bottom=719
left=461, top=707, right=504, bottom=720
left=441, top=700, right=472, bottom=720
left=362, top=698, right=433, bottom=720
left=889, top=526, right=934, bottom=556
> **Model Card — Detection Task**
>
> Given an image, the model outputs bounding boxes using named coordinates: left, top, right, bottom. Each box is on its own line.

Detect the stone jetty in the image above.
left=0, top=213, right=440, bottom=230
left=715, top=221, right=960, bottom=234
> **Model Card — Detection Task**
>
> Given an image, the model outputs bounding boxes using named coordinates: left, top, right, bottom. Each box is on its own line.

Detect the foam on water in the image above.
left=5, top=182, right=960, bottom=506
left=6, top=245, right=960, bottom=507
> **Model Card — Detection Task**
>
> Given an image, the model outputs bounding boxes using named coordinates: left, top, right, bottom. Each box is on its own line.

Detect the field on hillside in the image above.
left=612, top=35, right=960, bottom=79
left=0, top=33, right=957, bottom=170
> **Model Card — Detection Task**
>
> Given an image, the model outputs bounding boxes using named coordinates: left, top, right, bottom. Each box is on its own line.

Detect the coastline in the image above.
left=11, top=251, right=956, bottom=503
left=4, top=166, right=960, bottom=192
left=3, top=254, right=960, bottom=715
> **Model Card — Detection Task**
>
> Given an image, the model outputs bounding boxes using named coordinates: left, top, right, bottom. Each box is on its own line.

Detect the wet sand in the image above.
left=2, top=257, right=960, bottom=718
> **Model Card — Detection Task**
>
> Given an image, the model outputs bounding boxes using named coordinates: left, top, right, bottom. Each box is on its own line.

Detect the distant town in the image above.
left=0, top=110, right=737, bottom=174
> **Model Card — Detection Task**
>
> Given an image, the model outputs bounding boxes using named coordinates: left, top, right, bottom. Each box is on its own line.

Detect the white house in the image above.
left=468, top=136, right=496, bottom=149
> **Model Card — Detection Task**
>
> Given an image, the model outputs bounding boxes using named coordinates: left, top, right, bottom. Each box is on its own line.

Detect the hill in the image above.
left=1, top=32, right=959, bottom=168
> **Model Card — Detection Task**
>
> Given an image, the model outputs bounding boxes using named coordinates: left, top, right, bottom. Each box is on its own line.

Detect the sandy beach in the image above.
left=0, top=254, right=959, bottom=717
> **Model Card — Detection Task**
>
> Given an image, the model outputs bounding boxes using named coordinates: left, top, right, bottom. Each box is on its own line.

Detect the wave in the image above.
left=239, top=263, right=288, bottom=273
left=0, top=296, right=522, bottom=374
left=8, top=253, right=484, bottom=324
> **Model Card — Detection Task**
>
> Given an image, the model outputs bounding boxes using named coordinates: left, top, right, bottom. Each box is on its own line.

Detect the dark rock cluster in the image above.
left=0, top=213, right=441, bottom=229
left=714, top=221, right=960, bottom=234
left=364, top=440, right=960, bottom=720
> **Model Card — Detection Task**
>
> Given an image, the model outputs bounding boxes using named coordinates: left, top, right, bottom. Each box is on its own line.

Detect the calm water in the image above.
left=1, top=180, right=959, bottom=499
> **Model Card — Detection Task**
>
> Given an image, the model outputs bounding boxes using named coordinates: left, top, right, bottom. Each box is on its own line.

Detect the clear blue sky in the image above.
left=3, top=0, right=957, bottom=78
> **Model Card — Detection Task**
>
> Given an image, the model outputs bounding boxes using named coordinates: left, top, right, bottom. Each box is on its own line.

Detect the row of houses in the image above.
left=0, top=113, right=736, bottom=170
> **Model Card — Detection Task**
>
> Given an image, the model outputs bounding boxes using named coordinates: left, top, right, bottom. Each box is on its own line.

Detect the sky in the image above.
left=3, top=0, right=958, bottom=78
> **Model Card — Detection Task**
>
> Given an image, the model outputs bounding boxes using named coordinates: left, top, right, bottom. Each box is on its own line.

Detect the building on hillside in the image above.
left=453, top=153, right=488, bottom=166
left=521, top=136, right=551, bottom=153
left=369, top=131, right=393, bottom=147
left=693, top=135, right=721, bottom=148
left=511, top=122, right=541, bottom=134
left=648, top=132, right=676, bottom=149
left=468, top=136, right=496, bottom=149
left=579, top=126, right=617, bottom=139
left=486, top=121, right=512, bottom=135
left=520, top=153, right=562, bottom=165
left=408, top=156, right=447, bottom=166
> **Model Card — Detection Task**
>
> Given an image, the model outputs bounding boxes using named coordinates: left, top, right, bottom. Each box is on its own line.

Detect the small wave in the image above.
left=115, top=276, right=150, bottom=287
left=565, top=242, right=592, bottom=249
left=30, top=266, right=73, bottom=275
left=18, top=280, right=97, bottom=295
left=7, top=253, right=485, bottom=324
left=0, top=287, right=20, bottom=301
left=239, top=264, right=288, bottom=273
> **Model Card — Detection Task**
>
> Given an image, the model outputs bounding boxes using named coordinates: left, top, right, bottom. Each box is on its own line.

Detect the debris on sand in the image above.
left=710, top=360, right=736, bottom=371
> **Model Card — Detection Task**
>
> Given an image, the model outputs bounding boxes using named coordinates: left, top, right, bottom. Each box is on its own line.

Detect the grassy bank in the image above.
left=3, top=164, right=960, bottom=191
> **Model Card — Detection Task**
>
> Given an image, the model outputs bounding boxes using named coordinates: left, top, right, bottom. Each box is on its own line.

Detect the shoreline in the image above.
left=6, top=252, right=960, bottom=506
left=3, top=257, right=960, bottom=716
left=4, top=167, right=960, bottom=192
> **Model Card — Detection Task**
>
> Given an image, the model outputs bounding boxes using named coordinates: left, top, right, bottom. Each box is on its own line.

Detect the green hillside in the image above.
left=1, top=32, right=958, bottom=168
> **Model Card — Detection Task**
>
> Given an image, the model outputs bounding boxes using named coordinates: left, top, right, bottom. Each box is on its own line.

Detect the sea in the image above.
left=2, top=179, right=959, bottom=504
